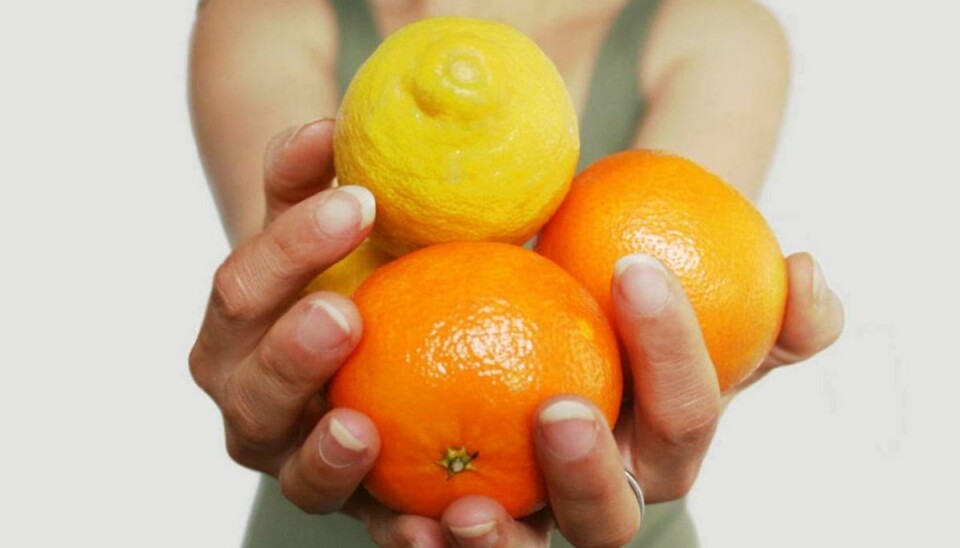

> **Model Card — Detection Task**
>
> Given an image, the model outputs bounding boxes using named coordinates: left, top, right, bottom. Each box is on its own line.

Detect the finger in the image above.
left=533, top=398, right=641, bottom=548
left=220, top=292, right=361, bottom=468
left=371, top=516, right=446, bottom=548
left=264, top=119, right=338, bottom=225
left=343, top=492, right=447, bottom=548
left=763, top=252, right=845, bottom=368
left=277, top=408, right=380, bottom=514
left=195, top=185, right=375, bottom=365
left=441, top=496, right=549, bottom=548
left=612, top=254, right=721, bottom=503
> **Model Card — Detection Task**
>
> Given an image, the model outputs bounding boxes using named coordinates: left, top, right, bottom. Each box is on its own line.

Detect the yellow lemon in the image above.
left=334, top=17, right=579, bottom=256
left=302, top=240, right=394, bottom=297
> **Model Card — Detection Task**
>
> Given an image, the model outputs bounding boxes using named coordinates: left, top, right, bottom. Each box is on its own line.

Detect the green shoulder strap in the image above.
left=578, top=0, right=661, bottom=172
left=331, top=0, right=382, bottom=97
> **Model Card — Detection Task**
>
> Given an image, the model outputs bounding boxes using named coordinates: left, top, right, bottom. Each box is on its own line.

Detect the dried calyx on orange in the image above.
left=537, top=150, right=788, bottom=392
left=327, top=242, right=622, bottom=519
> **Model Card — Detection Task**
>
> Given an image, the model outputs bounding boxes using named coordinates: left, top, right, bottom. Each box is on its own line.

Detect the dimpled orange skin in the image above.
left=327, top=242, right=622, bottom=519
left=536, top=150, right=788, bottom=392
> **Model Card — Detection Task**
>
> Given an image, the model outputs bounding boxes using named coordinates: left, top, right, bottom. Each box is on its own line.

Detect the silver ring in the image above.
left=624, top=469, right=646, bottom=521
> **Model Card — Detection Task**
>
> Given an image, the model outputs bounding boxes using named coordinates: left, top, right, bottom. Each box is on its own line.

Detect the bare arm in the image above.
left=632, top=2, right=843, bottom=405
left=635, top=0, right=791, bottom=199
left=189, top=0, right=339, bottom=246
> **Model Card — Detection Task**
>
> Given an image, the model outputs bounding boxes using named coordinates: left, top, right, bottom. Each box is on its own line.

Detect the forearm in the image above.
left=189, top=0, right=338, bottom=247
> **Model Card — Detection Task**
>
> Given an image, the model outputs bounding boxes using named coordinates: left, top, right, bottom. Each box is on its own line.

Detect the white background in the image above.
left=1, top=1, right=957, bottom=546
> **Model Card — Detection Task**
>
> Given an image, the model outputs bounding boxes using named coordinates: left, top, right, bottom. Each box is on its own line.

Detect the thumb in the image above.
left=263, top=118, right=338, bottom=225
left=611, top=253, right=720, bottom=502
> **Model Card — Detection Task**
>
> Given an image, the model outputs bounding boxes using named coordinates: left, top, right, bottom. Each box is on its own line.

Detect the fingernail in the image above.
left=319, top=417, right=367, bottom=468
left=337, top=186, right=376, bottom=229
left=539, top=400, right=597, bottom=461
left=314, top=186, right=375, bottom=237
left=284, top=119, right=332, bottom=148
left=811, top=256, right=827, bottom=306
left=450, top=520, right=497, bottom=548
left=615, top=254, right=670, bottom=316
left=297, top=298, right=351, bottom=352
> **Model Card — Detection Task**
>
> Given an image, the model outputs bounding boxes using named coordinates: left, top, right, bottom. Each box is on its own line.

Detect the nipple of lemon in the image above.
left=409, top=42, right=503, bottom=120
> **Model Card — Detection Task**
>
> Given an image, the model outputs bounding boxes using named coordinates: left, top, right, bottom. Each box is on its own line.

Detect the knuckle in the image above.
left=661, top=469, right=698, bottom=501
left=766, top=345, right=807, bottom=367
left=223, top=431, right=278, bottom=476
left=224, top=431, right=257, bottom=467
left=221, top=377, right=275, bottom=450
left=635, top=456, right=699, bottom=502
left=277, top=480, right=304, bottom=511
left=279, top=473, right=343, bottom=515
left=211, top=259, right=258, bottom=323
left=650, top=394, right=720, bottom=449
left=366, top=522, right=390, bottom=548
left=187, top=342, right=214, bottom=392
left=264, top=225, right=312, bottom=283
left=384, top=516, right=425, bottom=548
left=555, top=485, right=632, bottom=546
left=257, top=339, right=302, bottom=395
left=558, top=477, right=620, bottom=508
left=267, top=150, right=301, bottom=190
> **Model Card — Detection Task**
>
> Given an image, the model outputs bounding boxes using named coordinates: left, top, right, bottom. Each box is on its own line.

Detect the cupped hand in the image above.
left=191, top=120, right=647, bottom=547
left=190, top=120, right=451, bottom=546
left=190, top=119, right=385, bottom=515
left=605, top=250, right=843, bottom=523
left=726, top=251, right=845, bottom=398
left=409, top=251, right=844, bottom=547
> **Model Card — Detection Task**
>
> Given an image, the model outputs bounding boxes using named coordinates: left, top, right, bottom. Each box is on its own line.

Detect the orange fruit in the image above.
left=536, top=151, right=787, bottom=392
left=327, top=242, right=621, bottom=518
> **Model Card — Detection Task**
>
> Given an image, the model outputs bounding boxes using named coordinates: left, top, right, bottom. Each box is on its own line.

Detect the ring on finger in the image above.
left=624, top=469, right=646, bottom=522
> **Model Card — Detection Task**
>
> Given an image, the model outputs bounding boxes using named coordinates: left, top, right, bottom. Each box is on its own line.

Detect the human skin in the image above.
left=188, top=1, right=844, bottom=546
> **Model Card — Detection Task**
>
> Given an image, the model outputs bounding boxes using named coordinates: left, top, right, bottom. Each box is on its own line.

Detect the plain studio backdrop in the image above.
left=1, top=1, right=956, bottom=546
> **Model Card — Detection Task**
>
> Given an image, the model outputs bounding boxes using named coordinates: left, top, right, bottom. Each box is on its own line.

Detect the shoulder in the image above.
left=194, top=0, right=339, bottom=67
left=640, top=0, right=790, bottom=96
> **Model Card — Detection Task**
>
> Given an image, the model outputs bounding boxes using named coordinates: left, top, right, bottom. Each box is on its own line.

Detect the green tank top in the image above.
left=243, top=1, right=699, bottom=546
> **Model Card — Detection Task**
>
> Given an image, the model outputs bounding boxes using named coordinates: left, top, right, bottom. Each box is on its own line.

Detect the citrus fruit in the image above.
left=302, top=239, right=393, bottom=297
left=334, top=17, right=579, bottom=256
left=327, top=242, right=621, bottom=518
left=536, top=150, right=787, bottom=392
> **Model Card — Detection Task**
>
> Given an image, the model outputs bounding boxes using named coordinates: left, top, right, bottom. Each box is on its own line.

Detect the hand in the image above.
left=609, top=251, right=844, bottom=509
left=724, top=252, right=846, bottom=399
left=412, top=251, right=844, bottom=547
left=190, top=119, right=385, bottom=515
left=201, top=121, right=649, bottom=546
left=188, top=120, right=499, bottom=546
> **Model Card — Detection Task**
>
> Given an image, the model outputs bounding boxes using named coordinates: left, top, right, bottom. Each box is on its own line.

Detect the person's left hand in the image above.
left=364, top=251, right=843, bottom=547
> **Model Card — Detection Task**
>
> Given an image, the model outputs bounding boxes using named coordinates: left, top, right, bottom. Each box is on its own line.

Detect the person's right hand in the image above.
left=189, top=119, right=385, bottom=514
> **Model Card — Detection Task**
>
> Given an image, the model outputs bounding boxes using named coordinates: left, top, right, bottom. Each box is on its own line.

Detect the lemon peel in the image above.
left=334, top=17, right=579, bottom=256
